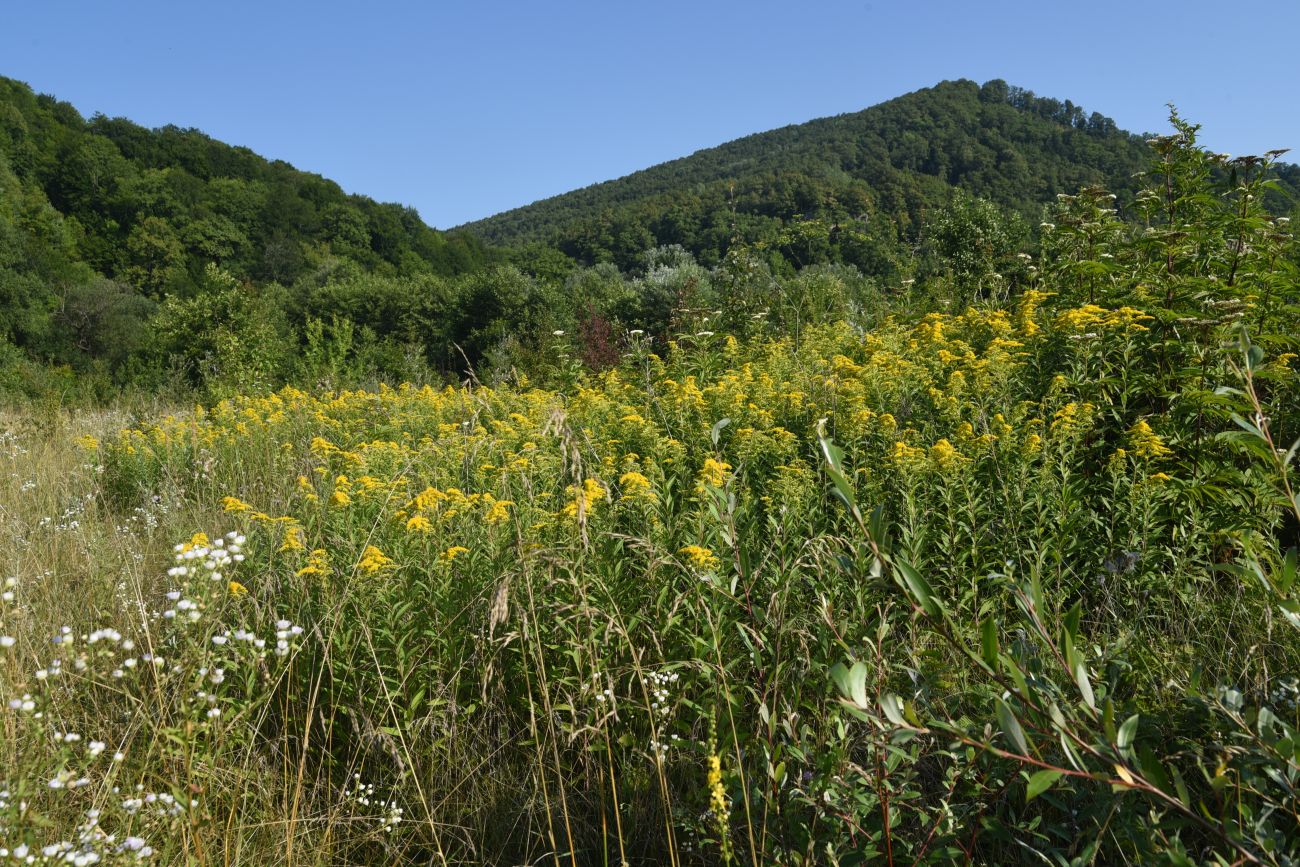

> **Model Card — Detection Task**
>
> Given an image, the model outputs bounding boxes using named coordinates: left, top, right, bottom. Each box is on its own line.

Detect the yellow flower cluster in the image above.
left=97, top=296, right=1172, bottom=611
left=680, top=545, right=721, bottom=571
left=1128, top=419, right=1173, bottom=459
left=1053, top=304, right=1152, bottom=334
left=357, top=546, right=395, bottom=574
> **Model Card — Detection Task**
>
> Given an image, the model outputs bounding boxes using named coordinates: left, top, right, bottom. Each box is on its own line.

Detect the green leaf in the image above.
left=1063, top=601, right=1081, bottom=641
left=830, top=661, right=870, bottom=709
left=893, top=557, right=943, bottom=618
left=1278, top=548, right=1297, bottom=594
left=710, top=417, right=731, bottom=446
left=980, top=616, right=998, bottom=668
left=879, top=692, right=906, bottom=726
left=1025, top=768, right=1063, bottom=803
left=1138, top=745, right=1172, bottom=794
left=1117, top=713, right=1140, bottom=751
left=996, top=698, right=1029, bottom=755
left=1074, top=659, right=1096, bottom=712
left=1230, top=412, right=1264, bottom=439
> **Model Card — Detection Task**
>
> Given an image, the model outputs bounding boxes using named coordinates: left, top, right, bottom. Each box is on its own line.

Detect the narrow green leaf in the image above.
left=1117, top=713, right=1140, bottom=751
left=710, top=417, right=731, bottom=447
left=980, top=617, right=998, bottom=668
left=996, top=698, right=1029, bottom=755
left=893, top=557, right=943, bottom=618
left=1278, top=547, right=1297, bottom=594
left=1075, top=659, right=1096, bottom=712
left=880, top=692, right=906, bottom=726
left=1137, top=744, right=1172, bottom=794
left=829, top=662, right=852, bottom=702
left=848, top=662, right=869, bottom=709
left=1025, top=768, right=1063, bottom=803
left=1063, top=601, right=1081, bottom=641
left=1230, top=413, right=1264, bottom=438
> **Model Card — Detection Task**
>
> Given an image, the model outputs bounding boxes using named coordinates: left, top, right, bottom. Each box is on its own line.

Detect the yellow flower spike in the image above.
left=1128, top=419, right=1173, bottom=459
left=279, top=526, right=305, bottom=552
left=697, top=458, right=732, bottom=492
left=405, top=515, right=433, bottom=533
left=484, top=500, right=513, bottom=525
left=357, top=546, right=395, bottom=574
left=228, top=581, right=248, bottom=597
left=618, top=471, right=657, bottom=504
left=221, top=496, right=253, bottom=513
left=680, top=545, right=721, bottom=571
left=295, top=550, right=330, bottom=578
left=440, top=545, right=469, bottom=563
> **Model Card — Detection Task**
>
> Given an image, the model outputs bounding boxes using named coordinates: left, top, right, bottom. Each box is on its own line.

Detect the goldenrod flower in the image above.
left=1128, top=419, right=1172, bottom=459
left=618, top=471, right=657, bottom=503
left=357, top=546, right=395, bottom=574
left=484, top=498, right=513, bottom=525
left=680, top=545, right=721, bottom=571
left=228, top=581, right=248, bottom=597
left=697, top=458, right=732, bottom=493
left=296, top=549, right=330, bottom=578
left=279, top=525, right=306, bottom=552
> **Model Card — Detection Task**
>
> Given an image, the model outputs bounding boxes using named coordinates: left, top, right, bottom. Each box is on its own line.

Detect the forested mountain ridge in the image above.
left=1, top=73, right=1296, bottom=402
left=459, top=78, right=1299, bottom=268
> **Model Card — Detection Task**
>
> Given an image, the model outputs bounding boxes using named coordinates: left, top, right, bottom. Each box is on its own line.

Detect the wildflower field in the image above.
left=2, top=127, right=1300, bottom=864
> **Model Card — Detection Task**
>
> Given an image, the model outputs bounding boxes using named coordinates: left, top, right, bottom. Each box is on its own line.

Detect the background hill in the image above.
left=459, top=78, right=1299, bottom=269
left=1, top=74, right=1296, bottom=399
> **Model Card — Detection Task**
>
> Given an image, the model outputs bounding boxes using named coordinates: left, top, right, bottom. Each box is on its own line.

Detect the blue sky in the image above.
left=3, top=0, right=1297, bottom=228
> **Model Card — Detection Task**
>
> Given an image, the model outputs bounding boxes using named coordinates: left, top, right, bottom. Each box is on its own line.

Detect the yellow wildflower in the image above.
left=441, top=545, right=469, bottom=563
left=357, top=546, right=395, bottom=574
left=680, top=545, right=721, bottom=571
left=562, top=478, right=607, bottom=518
left=1128, top=419, right=1172, bottom=459
left=1051, top=402, right=1095, bottom=436
left=296, top=549, right=330, bottom=578
left=929, top=438, right=967, bottom=472
left=406, top=515, right=433, bottom=533
left=484, top=499, right=513, bottom=525
left=279, top=525, right=305, bottom=552
left=228, top=581, right=248, bottom=597
left=618, top=471, right=657, bottom=503
left=697, top=458, right=732, bottom=493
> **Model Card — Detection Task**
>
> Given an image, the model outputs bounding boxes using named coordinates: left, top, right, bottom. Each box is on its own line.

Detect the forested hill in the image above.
left=458, top=78, right=1298, bottom=267
left=0, top=74, right=490, bottom=295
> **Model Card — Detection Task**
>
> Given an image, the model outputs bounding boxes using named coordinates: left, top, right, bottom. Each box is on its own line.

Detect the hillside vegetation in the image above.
left=3, top=76, right=1296, bottom=407
left=459, top=79, right=1299, bottom=269
left=1, top=112, right=1299, bottom=863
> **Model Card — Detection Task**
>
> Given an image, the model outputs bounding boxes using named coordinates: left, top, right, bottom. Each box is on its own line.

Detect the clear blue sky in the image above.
left=3, top=0, right=1297, bottom=228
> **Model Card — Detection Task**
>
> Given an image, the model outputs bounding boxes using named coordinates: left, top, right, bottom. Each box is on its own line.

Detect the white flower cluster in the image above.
left=0, top=429, right=27, bottom=459
left=647, top=669, right=679, bottom=719
left=645, top=669, right=682, bottom=760
left=167, top=532, right=244, bottom=584
left=36, top=492, right=96, bottom=532
left=344, top=775, right=403, bottom=834
left=0, top=807, right=154, bottom=863
left=0, top=528, right=309, bottom=864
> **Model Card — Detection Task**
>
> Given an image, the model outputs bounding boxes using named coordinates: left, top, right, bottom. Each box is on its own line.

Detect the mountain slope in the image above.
left=458, top=79, right=1298, bottom=267
left=0, top=75, right=490, bottom=295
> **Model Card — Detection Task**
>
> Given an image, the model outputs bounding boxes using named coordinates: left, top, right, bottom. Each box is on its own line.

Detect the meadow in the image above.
left=1, top=125, right=1299, bottom=865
